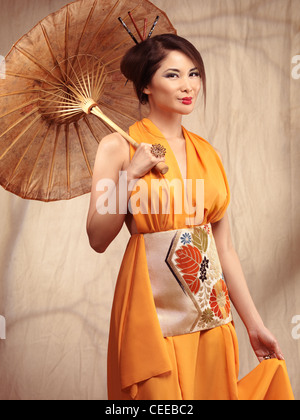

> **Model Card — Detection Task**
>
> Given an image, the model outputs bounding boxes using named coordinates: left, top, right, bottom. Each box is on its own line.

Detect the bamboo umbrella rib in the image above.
left=38, top=101, right=82, bottom=111
left=40, top=89, right=81, bottom=107
left=83, top=116, right=100, bottom=144
left=39, top=98, right=82, bottom=111
left=14, top=45, right=65, bottom=87
left=71, top=0, right=98, bottom=68
left=55, top=57, right=86, bottom=98
left=86, top=56, right=98, bottom=96
left=0, top=113, right=42, bottom=160
left=47, top=124, right=61, bottom=199
left=40, top=93, right=80, bottom=111
left=74, top=56, right=90, bottom=98
left=39, top=108, right=82, bottom=117
left=41, top=110, right=82, bottom=119
left=64, top=84, right=85, bottom=104
left=94, top=59, right=105, bottom=79
left=90, top=60, right=95, bottom=98
left=0, top=107, right=40, bottom=140
left=84, top=56, right=92, bottom=97
left=93, top=64, right=106, bottom=99
left=58, top=113, right=82, bottom=124
left=24, top=124, right=52, bottom=197
left=39, top=105, right=82, bottom=119
left=4, top=71, right=62, bottom=89
left=98, top=38, right=130, bottom=65
left=0, top=98, right=39, bottom=120
left=0, top=89, right=42, bottom=98
left=102, top=76, right=128, bottom=86
left=103, top=67, right=122, bottom=76
left=97, top=101, right=136, bottom=122
left=77, top=57, right=96, bottom=98
left=74, top=122, right=93, bottom=177
left=40, top=23, right=65, bottom=81
left=105, top=91, right=140, bottom=101
left=93, top=67, right=106, bottom=100
left=76, top=72, right=93, bottom=95
left=34, top=55, right=107, bottom=109
left=41, top=105, right=82, bottom=115
left=13, top=46, right=90, bottom=103
left=86, top=0, right=122, bottom=55
left=65, top=5, right=69, bottom=74
left=101, top=35, right=138, bottom=64
left=41, top=73, right=84, bottom=106
left=6, top=124, right=43, bottom=187
left=62, top=59, right=89, bottom=101
left=104, top=53, right=126, bottom=69
left=65, top=124, right=70, bottom=195
left=91, top=58, right=98, bottom=93
left=93, top=61, right=104, bottom=94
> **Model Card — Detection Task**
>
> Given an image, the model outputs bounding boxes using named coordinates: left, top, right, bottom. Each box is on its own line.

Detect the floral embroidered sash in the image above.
left=144, top=224, right=232, bottom=337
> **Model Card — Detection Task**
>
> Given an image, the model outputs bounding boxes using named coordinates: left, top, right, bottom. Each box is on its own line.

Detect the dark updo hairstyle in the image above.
left=120, top=33, right=206, bottom=105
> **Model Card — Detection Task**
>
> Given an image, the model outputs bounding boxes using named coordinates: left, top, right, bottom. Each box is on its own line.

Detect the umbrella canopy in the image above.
left=0, top=0, right=176, bottom=201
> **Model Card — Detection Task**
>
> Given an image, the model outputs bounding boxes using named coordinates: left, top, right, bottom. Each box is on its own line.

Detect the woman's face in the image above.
left=144, top=50, right=202, bottom=116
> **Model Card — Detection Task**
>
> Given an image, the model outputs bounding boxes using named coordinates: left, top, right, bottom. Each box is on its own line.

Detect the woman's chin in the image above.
left=177, top=107, right=195, bottom=116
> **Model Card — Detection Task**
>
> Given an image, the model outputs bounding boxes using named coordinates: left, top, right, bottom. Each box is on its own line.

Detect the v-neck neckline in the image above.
left=142, top=118, right=189, bottom=183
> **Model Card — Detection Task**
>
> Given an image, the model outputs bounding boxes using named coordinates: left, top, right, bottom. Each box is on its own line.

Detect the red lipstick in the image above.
left=181, top=97, right=193, bottom=105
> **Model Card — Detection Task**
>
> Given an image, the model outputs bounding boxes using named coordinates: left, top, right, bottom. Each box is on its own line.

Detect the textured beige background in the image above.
left=0, top=0, right=299, bottom=400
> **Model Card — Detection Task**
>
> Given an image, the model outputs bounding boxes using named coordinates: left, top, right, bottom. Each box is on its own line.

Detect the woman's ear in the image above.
left=143, top=86, right=151, bottom=95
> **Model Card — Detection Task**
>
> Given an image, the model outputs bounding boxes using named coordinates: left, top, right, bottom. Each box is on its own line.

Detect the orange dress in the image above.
left=107, top=118, right=294, bottom=400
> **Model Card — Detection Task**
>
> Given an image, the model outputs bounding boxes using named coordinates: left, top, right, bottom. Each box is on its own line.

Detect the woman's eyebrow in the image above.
left=164, top=68, right=180, bottom=73
left=163, top=67, right=198, bottom=73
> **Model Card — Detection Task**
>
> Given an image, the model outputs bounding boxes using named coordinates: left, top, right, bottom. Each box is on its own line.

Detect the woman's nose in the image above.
left=181, top=78, right=192, bottom=93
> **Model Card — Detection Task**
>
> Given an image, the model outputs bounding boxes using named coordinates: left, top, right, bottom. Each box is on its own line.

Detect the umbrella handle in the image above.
left=87, top=104, right=169, bottom=175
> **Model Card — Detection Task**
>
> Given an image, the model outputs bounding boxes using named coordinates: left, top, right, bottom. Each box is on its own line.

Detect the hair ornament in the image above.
left=118, top=13, right=160, bottom=43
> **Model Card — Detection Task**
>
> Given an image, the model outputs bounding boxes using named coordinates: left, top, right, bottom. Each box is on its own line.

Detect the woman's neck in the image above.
left=147, top=109, right=184, bottom=141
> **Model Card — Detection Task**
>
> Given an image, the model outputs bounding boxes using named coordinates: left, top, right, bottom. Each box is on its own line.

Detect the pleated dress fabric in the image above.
left=107, top=118, right=294, bottom=400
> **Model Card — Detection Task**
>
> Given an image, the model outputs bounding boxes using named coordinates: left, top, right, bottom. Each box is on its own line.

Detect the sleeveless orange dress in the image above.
left=107, top=118, right=294, bottom=400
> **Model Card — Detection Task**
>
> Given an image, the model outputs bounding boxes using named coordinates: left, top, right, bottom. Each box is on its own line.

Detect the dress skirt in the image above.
left=133, top=323, right=293, bottom=400
left=107, top=235, right=294, bottom=400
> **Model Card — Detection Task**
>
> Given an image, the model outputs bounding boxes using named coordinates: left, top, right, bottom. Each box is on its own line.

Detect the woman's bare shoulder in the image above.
left=99, top=132, right=130, bottom=151
left=93, top=132, right=131, bottom=174
left=97, top=132, right=130, bottom=162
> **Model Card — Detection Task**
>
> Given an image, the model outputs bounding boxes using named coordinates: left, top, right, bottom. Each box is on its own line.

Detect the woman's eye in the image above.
left=190, top=72, right=200, bottom=78
left=165, top=73, right=179, bottom=79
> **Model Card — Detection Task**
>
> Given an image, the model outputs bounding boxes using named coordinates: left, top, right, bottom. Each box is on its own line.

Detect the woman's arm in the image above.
left=87, top=133, right=165, bottom=253
left=86, top=133, right=131, bottom=253
left=212, top=213, right=285, bottom=361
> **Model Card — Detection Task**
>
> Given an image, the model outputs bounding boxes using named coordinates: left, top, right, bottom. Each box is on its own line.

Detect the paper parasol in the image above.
left=0, top=0, right=176, bottom=202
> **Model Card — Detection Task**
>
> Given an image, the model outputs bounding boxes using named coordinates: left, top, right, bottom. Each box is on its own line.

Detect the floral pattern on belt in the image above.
left=166, top=224, right=232, bottom=331
left=210, top=278, right=231, bottom=319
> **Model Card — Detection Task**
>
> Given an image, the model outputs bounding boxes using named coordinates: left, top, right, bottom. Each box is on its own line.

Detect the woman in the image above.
left=87, top=34, right=294, bottom=400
